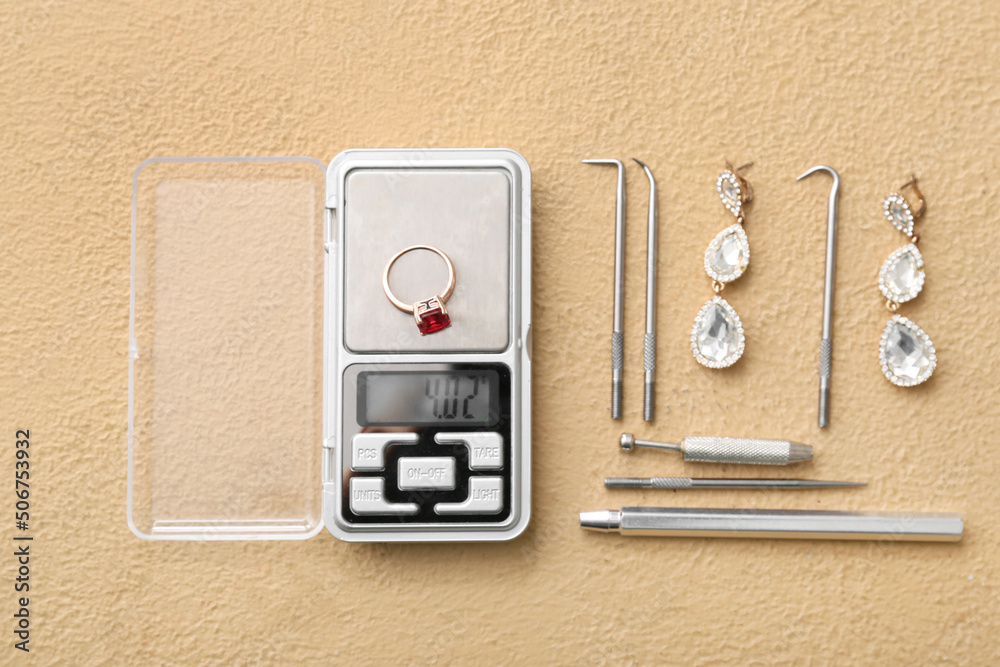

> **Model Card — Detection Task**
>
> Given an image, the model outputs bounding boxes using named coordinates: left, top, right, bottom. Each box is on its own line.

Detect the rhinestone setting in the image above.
left=691, top=296, right=745, bottom=368
left=704, top=223, right=750, bottom=283
left=878, top=243, right=925, bottom=304
left=883, top=193, right=915, bottom=236
left=717, top=171, right=743, bottom=217
left=879, top=314, right=936, bottom=387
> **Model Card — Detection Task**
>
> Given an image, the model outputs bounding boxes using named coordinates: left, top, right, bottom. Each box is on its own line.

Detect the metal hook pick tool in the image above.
left=633, top=159, right=658, bottom=421
left=797, top=165, right=841, bottom=429
left=583, top=158, right=626, bottom=419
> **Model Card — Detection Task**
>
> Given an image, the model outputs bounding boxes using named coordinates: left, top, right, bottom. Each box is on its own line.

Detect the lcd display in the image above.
left=359, top=370, right=499, bottom=426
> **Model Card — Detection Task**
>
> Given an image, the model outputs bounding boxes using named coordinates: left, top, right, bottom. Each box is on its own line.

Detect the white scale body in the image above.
left=323, top=149, right=532, bottom=541
left=129, top=149, right=531, bottom=543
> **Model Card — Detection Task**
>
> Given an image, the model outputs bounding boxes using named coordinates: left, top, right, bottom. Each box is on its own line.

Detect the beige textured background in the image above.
left=2, top=0, right=999, bottom=664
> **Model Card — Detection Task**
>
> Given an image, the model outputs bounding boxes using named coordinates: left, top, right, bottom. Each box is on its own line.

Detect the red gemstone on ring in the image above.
left=414, top=297, right=451, bottom=335
left=417, top=310, right=451, bottom=335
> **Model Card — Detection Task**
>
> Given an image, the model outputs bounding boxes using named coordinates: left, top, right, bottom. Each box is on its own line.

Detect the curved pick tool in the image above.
left=797, top=165, right=841, bottom=428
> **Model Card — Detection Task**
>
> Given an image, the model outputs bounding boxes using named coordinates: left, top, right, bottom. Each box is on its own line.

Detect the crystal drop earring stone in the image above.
left=877, top=176, right=936, bottom=386
left=691, top=163, right=752, bottom=369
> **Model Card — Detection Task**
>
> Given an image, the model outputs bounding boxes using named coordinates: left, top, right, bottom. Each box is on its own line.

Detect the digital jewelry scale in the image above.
left=129, top=149, right=532, bottom=542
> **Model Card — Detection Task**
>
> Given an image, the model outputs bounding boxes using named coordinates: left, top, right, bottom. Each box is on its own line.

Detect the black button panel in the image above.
left=341, top=362, right=513, bottom=525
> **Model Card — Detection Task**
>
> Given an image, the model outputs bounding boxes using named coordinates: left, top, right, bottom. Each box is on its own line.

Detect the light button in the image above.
left=434, top=477, right=504, bottom=515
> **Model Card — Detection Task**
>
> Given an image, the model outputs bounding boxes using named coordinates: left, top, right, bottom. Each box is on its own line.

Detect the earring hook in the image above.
left=899, top=174, right=926, bottom=219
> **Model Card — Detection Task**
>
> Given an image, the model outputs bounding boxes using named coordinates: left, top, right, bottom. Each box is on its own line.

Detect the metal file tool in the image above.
left=797, top=165, right=841, bottom=428
left=604, top=477, right=863, bottom=490
left=583, top=158, right=626, bottom=419
left=579, top=507, right=963, bottom=542
left=632, top=159, right=658, bottom=422
left=620, top=433, right=812, bottom=465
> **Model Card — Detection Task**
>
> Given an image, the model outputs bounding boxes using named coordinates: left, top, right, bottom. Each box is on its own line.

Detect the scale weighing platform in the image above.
left=129, top=149, right=532, bottom=542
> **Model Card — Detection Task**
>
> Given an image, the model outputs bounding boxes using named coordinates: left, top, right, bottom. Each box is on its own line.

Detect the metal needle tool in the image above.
left=583, top=158, right=626, bottom=419
left=620, top=433, right=813, bottom=465
left=797, top=165, right=841, bottom=428
left=579, top=507, right=963, bottom=542
left=633, top=159, right=658, bottom=421
left=605, top=477, right=864, bottom=489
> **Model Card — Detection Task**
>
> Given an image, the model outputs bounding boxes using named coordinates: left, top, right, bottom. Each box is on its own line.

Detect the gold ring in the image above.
left=382, top=245, right=456, bottom=335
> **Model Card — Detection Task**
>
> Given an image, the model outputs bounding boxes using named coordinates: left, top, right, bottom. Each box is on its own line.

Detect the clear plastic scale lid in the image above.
left=129, top=157, right=326, bottom=540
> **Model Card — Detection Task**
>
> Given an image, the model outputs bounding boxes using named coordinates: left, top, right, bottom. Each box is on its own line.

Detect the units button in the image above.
left=434, top=477, right=504, bottom=515
left=434, top=432, right=503, bottom=470
left=349, top=478, right=419, bottom=516
left=397, top=457, right=456, bottom=491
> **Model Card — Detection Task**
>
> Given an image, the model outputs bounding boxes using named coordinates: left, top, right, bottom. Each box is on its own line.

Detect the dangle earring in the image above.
left=878, top=175, right=937, bottom=386
left=691, top=162, right=752, bottom=368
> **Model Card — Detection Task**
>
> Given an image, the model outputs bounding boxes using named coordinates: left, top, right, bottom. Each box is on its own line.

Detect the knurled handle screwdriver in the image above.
left=620, top=433, right=813, bottom=465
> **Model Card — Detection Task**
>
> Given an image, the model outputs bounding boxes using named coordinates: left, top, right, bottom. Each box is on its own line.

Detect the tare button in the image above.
left=397, top=457, right=456, bottom=491
left=434, top=432, right=503, bottom=470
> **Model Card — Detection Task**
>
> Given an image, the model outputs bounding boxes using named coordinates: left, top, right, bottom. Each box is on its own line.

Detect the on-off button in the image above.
left=397, top=457, right=456, bottom=491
